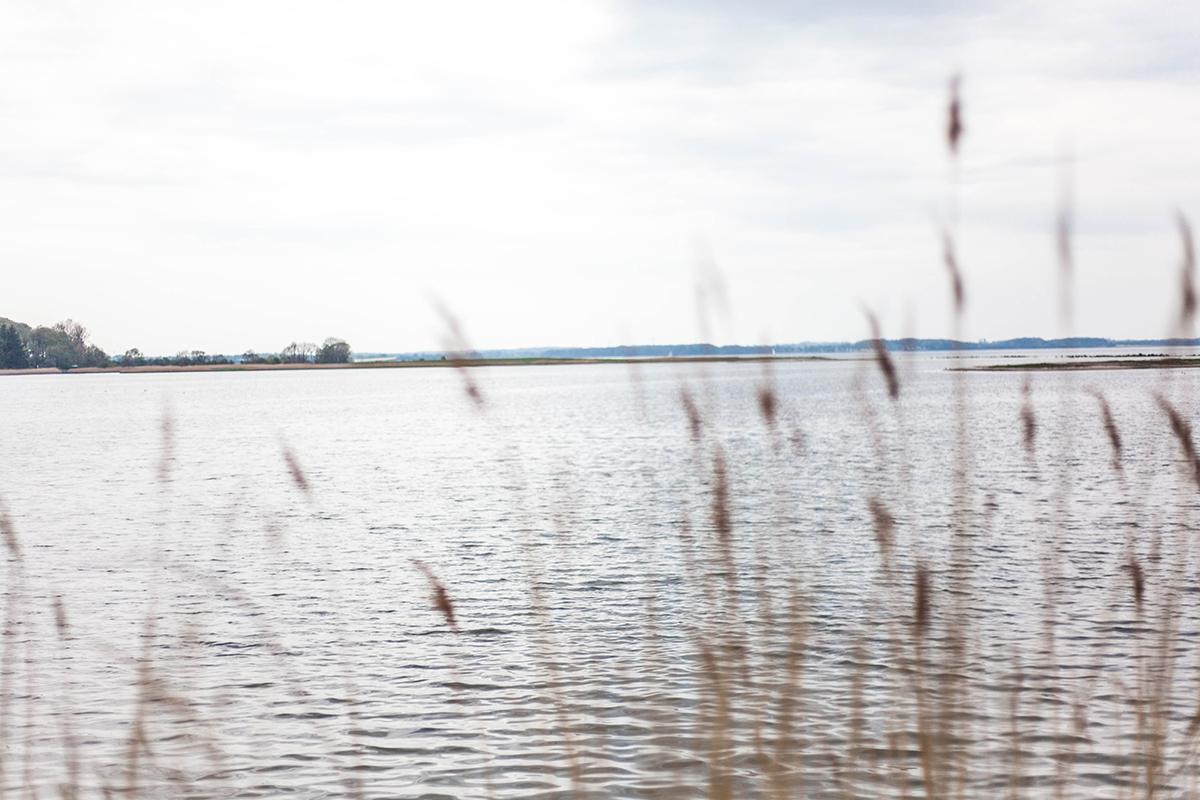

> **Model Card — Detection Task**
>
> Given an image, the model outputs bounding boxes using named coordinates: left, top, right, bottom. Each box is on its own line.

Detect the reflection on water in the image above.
left=2, top=356, right=1200, bottom=798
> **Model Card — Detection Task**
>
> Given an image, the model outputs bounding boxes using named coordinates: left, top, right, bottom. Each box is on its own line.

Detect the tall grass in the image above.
left=5, top=316, right=1200, bottom=799
left=4, top=82, right=1200, bottom=799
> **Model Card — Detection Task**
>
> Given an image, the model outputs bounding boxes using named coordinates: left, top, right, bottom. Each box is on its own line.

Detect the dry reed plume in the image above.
left=410, top=557, right=460, bottom=634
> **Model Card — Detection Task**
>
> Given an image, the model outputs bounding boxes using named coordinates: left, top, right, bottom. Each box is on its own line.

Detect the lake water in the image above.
left=3, top=353, right=1200, bottom=798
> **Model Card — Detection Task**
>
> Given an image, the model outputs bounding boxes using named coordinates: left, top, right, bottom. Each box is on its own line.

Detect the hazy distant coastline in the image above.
left=7, top=313, right=1200, bottom=375
left=374, top=337, right=1200, bottom=362
left=7, top=349, right=1200, bottom=377
left=0, top=353, right=830, bottom=376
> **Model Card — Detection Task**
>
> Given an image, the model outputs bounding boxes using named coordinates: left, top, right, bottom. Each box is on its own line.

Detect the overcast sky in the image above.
left=2, top=0, right=1199, bottom=355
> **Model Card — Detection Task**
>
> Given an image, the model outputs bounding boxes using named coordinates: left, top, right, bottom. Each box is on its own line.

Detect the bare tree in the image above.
left=281, top=342, right=317, bottom=363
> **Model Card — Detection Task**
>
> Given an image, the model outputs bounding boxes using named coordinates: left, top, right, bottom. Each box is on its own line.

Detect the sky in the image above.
left=2, top=0, right=1199, bottom=356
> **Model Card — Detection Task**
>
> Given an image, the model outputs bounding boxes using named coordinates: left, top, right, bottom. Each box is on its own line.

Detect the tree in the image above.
left=121, top=348, right=145, bottom=366
left=28, top=325, right=74, bottom=368
left=84, top=344, right=110, bottom=368
left=281, top=342, right=317, bottom=363
left=27, top=319, right=109, bottom=368
left=54, top=319, right=87, bottom=353
left=315, top=337, right=352, bottom=364
left=0, top=324, right=29, bottom=369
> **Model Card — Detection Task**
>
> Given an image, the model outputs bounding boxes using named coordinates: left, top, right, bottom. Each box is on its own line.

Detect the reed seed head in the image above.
left=947, top=74, right=963, bottom=156
left=1088, top=388, right=1123, bottom=473
left=1056, top=210, right=1072, bottom=280
left=711, top=446, right=731, bottom=546
left=681, top=387, right=703, bottom=442
left=435, top=300, right=487, bottom=409
left=1129, top=557, right=1144, bottom=610
left=1056, top=153, right=1075, bottom=327
left=1178, top=212, right=1196, bottom=334
left=866, top=311, right=899, bottom=400
left=914, top=563, right=930, bottom=635
left=867, top=496, right=894, bottom=554
left=1019, top=376, right=1036, bottom=456
left=53, top=594, right=68, bottom=636
left=942, top=230, right=965, bottom=315
left=411, top=558, right=459, bottom=633
left=1154, top=393, right=1200, bottom=490
left=281, top=444, right=312, bottom=499
left=756, top=386, right=777, bottom=429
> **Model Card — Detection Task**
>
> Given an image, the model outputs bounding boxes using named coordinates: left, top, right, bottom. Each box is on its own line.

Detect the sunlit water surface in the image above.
left=3, top=354, right=1200, bottom=798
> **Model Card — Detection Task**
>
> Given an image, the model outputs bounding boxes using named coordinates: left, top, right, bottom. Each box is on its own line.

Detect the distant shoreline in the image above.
left=9, top=354, right=1200, bottom=377
left=959, top=358, right=1200, bottom=372
left=0, top=354, right=832, bottom=376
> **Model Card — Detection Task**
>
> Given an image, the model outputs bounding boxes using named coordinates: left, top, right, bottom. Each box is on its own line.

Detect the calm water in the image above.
left=3, top=355, right=1200, bottom=798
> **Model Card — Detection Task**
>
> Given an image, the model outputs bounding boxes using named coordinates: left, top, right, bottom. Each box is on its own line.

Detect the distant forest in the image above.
left=0, top=316, right=351, bottom=370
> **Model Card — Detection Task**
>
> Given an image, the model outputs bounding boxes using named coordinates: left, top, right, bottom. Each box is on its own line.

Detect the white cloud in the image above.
left=0, top=0, right=1197, bottom=353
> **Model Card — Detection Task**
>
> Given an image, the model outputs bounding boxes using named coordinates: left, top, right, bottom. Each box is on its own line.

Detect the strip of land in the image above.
left=0, top=354, right=832, bottom=376
left=960, top=358, right=1200, bottom=371
left=9, top=348, right=1200, bottom=377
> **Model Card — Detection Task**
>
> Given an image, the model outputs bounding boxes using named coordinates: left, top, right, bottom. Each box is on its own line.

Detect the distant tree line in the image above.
left=1, top=316, right=352, bottom=370
left=241, top=338, right=352, bottom=365
left=0, top=319, right=109, bottom=369
left=121, top=337, right=352, bottom=366
left=117, top=349, right=235, bottom=367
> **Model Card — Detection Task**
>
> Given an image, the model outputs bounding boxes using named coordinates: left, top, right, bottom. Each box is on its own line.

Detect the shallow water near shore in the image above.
left=3, top=354, right=1200, bottom=798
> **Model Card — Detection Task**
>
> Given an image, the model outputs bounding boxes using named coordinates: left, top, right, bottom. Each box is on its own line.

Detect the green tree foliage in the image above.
left=27, top=320, right=108, bottom=369
left=315, top=337, right=352, bottom=364
left=0, top=324, right=29, bottom=368
left=0, top=317, right=33, bottom=350
left=28, top=325, right=73, bottom=368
